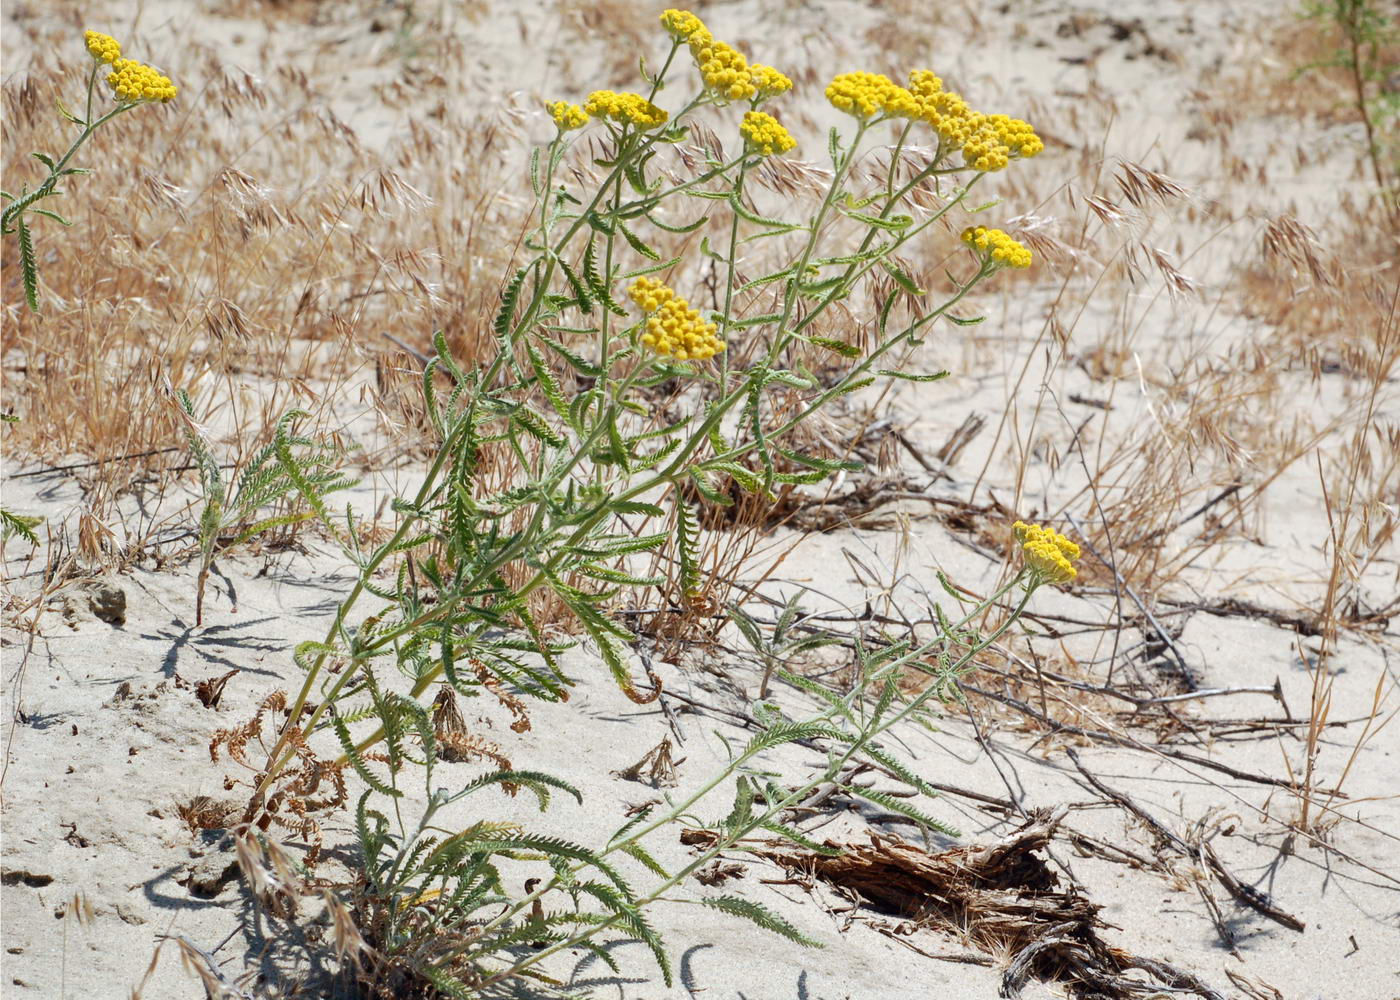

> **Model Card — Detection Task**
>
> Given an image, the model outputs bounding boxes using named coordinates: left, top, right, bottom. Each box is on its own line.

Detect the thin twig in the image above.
left=7, top=447, right=181, bottom=478
left=1067, top=748, right=1305, bottom=932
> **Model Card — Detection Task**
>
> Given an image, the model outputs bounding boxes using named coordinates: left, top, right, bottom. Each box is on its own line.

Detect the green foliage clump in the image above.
left=172, top=7, right=1075, bottom=993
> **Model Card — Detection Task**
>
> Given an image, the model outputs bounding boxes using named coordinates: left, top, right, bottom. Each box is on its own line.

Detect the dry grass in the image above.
left=1, top=11, right=537, bottom=583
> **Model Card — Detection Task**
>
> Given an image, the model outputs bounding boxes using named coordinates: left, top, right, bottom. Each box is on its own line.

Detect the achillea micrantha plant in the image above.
left=232, top=8, right=1064, bottom=995
left=2, top=30, right=177, bottom=311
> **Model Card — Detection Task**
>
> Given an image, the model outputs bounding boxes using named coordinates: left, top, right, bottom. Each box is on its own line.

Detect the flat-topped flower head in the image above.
left=628, top=277, right=724, bottom=361
left=961, top=225, right=1032, bottom=269
left=660, top=8, right=707, bottom=42
left=84, top=30, right=121, bottom=65
left=584, top=90, right=669, bottom=130
left=739, top=110, right=796, bottom=157
left=1013, top=521, right=1080, bottom=584
left=545, top=100, right=588, bottom=131
left=987, top=114, right=1043, bottom=159
left=107, top=58, right=177, bottom=103
left=825, top=72, right=919, bottom=119
left=960, top=113, right=1042, bottom=170
left=908, top=70, right=1042, bottom=171
left=750, top=64, right=792, bottom=102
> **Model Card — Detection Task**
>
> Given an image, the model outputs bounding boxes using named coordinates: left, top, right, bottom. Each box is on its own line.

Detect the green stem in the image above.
left=783, top=166, right=986, bottom=347
left=474, top=575, right=1034, bottom=986
left=245, top=415, right=473, bottom=813
left=3, top=101, right=132, bottom=231
left=718, top=159, right=751, bottom=393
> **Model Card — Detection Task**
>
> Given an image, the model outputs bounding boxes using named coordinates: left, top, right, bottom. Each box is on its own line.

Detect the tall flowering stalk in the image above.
left=227, top=8, right=1062, bottom=992
left=1, top=30, right=177, bottom=311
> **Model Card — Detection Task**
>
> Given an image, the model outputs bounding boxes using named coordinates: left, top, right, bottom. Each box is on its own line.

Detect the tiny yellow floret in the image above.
left=628, top=277, right=724, bottom=361
left=1013, top=521, right=1080, bottom=584
left=961, top=225, right=1032, bottom=270
left=739, top=111, right=796, bottom=157
left=84, top=30, right=121, bottom=65
left=107, top=57, right=177, bottom=103
left=545, top=100, right=589, bottom=131
left=584, top=90, right=669, bottom=130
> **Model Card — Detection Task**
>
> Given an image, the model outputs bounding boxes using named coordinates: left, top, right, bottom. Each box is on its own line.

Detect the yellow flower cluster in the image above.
left=584, top=90, right=669, bottom=130
left=84, top=30, right=120, bottom=64
left=739, top=110, right=796, bottom=157
left=688, top=31, right=759, bottom=102
left=628, top=277, right=724, bottom=361
left=907, top=70, right=1042, bottom=171
left=107, top=58, right=177, bottom=103
left=967, top=115, right=1042, bottom=169
left=545, top=100, right=589, bottom=131
left=825, top=71, right=919, bottom=119
left=1013, top=521, right=1080, bottom=584
left=961, top=226, right=1032, bottom=269
left=750, top=64, right=793, bottom=102
left=661, top=10, right=789, bottom=105
left=660, top=8, right=706, bottom=42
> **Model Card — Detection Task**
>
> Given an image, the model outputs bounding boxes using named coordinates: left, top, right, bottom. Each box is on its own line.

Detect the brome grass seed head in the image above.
left=628, top=277, right=724, bottom=361
left=961, top=225, right=1032, bottom=269
left=740, top=110, right=796, bottom=157
left=107, top=57, right=177, bottom=103
left=1013, top=521, right=1080, bottom=584
left=584, top=90, right=669, bottom=130
left=84, top=30, right=121, bottom=65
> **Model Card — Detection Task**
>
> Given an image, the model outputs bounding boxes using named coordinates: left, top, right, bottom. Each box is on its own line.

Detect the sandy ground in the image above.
left=4, top=0, right=1399, bottom=998
left=1, top=529, right=1396, bottom=998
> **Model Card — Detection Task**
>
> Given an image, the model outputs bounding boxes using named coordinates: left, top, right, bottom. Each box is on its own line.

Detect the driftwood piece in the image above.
left=686, top=806, right=1225, bottom=1000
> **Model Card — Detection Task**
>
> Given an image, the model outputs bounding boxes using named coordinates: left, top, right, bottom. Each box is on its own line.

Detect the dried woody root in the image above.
left=210, top=691, right=356, bottom=866
left=206, top=686, right=525, bottom=865
left=686, top=806, right=1226, bottom=1000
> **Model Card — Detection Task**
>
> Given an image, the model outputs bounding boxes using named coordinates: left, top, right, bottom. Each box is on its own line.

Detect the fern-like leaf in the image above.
left=334, top=711, right=402, bottom=798
left=848, top=786, right=959, bottom=837
left=619, top=841, right=670, bottom=878
left=17, top=216, right=39, bottom=312
left=700, top=896, right=821, bottom=947
left=674, top=494, right=702, bottom=594
left=758, top=820, right=842, bottom=855
left=494, top=266, right=529, bottom=337
left=1, top=508, right=42, bottom=546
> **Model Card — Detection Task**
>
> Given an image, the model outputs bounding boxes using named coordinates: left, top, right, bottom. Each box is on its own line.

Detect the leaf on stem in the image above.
left=699, top=896, right=821, bottom=947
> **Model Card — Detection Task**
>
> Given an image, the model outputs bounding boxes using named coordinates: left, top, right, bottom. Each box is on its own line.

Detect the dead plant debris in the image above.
left=686, top=807, right=1227, bottom=1000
